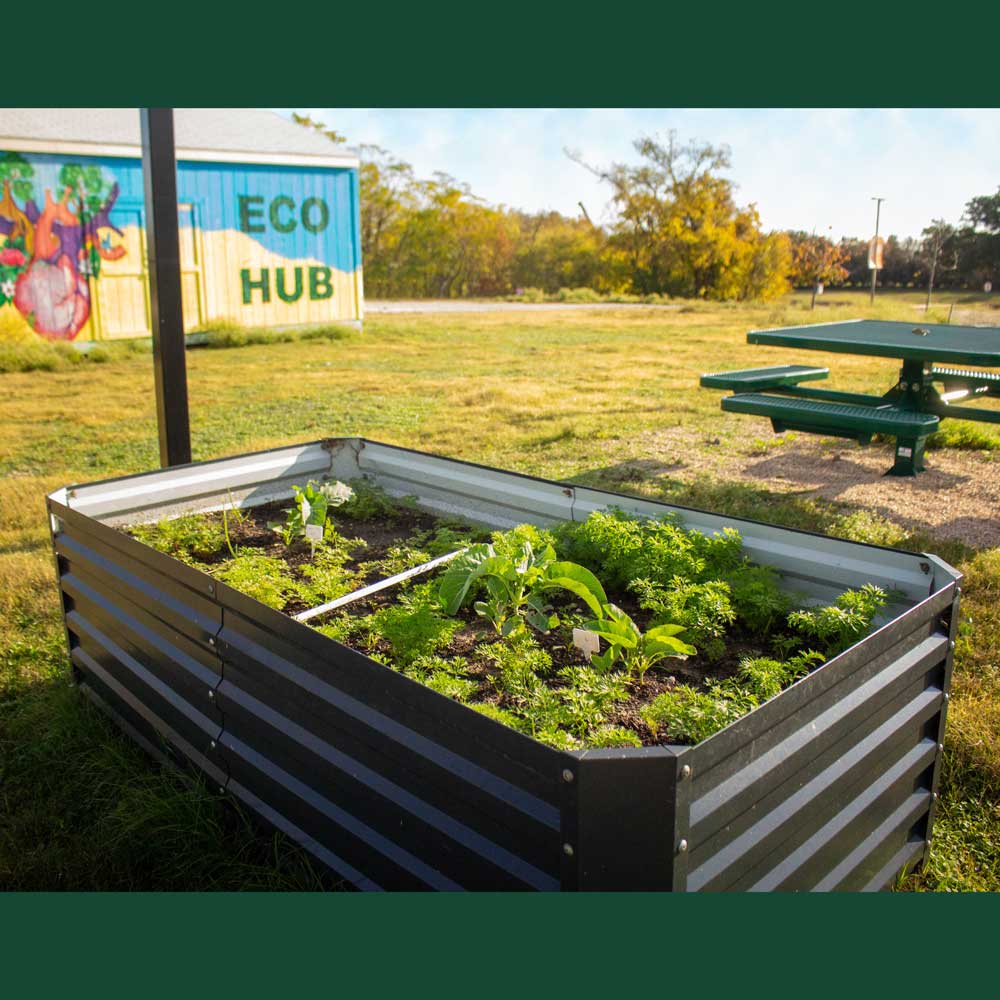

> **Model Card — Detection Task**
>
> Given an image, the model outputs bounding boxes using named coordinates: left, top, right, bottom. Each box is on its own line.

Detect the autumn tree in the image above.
left=567, top=132, right=789, bottom=301
left=788, top=231, right=849, bottom=308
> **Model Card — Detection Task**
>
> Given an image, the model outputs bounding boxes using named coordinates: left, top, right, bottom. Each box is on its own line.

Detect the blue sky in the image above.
left=275, top=109, right=1000, bottom=240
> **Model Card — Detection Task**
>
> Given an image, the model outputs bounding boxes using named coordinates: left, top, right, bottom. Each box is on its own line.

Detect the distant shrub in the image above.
left=553, top=286, right=603, bottom=303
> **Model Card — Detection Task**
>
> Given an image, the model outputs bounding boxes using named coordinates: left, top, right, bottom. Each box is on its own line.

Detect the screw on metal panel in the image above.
left=900, top=381, right=909, bottom=391
left=932, top=792, right=939, bottom=801
left=562, top=843, right=574, bottom=857
left=925, top=840, right=932, bottom=848
left=210, top=741, right=216, bottom=749
left=956, top=587, right=962, bottom=596
left=562, top=769, right=574, bottom=783
left=938, top=743, right=945, bottom=753
left=208, top=689, right=215, bottom=699
left=208, top=637, right=215, bottom=646
left=680, top=764, right=692, bottom=780
left=949, top=640, right=955, bottom=650
left=943, top=693, right=950, bottom=703
left=218, top=787, right=225, bottom=796
left=677, top=839, right=689, bottom=854
left=207, top=583, right=215, bottom=593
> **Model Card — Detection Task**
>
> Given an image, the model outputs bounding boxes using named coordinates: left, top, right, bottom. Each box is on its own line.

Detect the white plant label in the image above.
left=305, top=523, right=324, bottom=542
left=572, top=628, right=601, bottom=661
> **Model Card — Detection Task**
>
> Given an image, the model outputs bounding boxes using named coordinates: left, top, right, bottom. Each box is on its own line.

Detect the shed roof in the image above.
left=0, top=108, right=358, bottom=169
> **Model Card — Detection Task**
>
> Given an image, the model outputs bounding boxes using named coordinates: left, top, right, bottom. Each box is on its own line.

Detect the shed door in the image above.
left=91, top=202, right=205, bottom=340
left=92, top=205, right=151, bottom=340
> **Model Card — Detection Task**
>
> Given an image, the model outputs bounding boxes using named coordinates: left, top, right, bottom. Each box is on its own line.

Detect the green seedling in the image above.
left=271, top=480, right=354, bottom=549
left=787, top=584, right=887, bottom=656
left=582, top=603, right=696, bottom=685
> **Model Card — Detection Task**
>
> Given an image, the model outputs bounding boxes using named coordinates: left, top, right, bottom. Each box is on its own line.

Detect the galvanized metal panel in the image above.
left=47, top=438, right=962, bottom=892
left=214, top=601, right=563, bottom=890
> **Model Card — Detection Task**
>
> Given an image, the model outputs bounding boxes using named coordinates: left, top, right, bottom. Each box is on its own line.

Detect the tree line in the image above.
left=294, top=115, right=999, bottom=302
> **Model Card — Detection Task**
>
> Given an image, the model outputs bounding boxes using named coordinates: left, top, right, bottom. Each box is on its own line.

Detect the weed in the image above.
left=830, top=510, right=909, bottom=548
left=725, top=564, right=794, bottom=633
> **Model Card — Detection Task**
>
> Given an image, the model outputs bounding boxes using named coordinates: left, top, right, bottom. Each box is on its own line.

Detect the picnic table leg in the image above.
left=887, top=435, right=929, bottom=477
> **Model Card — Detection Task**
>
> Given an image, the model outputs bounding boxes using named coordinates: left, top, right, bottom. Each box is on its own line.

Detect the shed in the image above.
left=0, top=108, right=362, bottom=343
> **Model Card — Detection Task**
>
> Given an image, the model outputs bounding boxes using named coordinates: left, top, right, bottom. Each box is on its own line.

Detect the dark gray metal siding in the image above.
left=47, top=442, right=960, bottom=892
left=679, top=587, right=956, bottom=892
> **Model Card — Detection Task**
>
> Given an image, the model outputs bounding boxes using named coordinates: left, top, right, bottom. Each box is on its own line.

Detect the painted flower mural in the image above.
left=0, top=153, right=126, bottom=340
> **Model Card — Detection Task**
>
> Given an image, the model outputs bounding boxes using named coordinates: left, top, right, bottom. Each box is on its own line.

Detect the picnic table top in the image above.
left=747, top=319, right=1000, bottom=366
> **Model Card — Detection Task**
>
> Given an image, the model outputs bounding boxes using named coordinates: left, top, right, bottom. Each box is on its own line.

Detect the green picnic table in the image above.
left=700, top=319, right=1000, bottom=476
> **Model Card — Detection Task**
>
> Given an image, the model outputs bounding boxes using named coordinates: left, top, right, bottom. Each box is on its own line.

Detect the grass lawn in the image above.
left=2, top=288, right=998, bottom=890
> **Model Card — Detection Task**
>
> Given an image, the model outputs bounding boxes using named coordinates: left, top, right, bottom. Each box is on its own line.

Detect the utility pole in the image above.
left=870, top=196, right=885, bottom=305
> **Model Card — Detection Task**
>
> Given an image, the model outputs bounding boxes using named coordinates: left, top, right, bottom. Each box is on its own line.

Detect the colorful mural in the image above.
left=0, top=152, right=126, bottom=340
left=0, top=149, right=362, bottom=343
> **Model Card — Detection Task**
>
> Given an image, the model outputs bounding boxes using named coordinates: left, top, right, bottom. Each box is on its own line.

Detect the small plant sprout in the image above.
left=271, top=480, right=354, bottom=553
left=438, top=538, right=607, bottom=637
left=787, top=584, right=887, bottom=656
left=582, top=604, right=696, bottom=686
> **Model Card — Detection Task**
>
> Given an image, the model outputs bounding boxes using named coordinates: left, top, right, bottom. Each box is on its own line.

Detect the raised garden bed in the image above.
left=47, top=438, right=961, bottom=891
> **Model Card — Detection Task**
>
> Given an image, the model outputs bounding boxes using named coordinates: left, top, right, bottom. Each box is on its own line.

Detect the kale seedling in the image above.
left=438, top=536, right=608, bottom=637
left=583, top=604, right=696, bottom=686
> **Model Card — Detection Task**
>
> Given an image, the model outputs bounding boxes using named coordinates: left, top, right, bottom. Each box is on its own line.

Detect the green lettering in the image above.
left=309, top=266, right=334, bottom=300
left=269, top=196, right=296, bottom=233
left=241, top=268, right=270, bottom=304
left=276, top=267, right=303, bottom=303
left=238, top=195, right=265, bottom=234
left=301, top=197, right=329, bottom=234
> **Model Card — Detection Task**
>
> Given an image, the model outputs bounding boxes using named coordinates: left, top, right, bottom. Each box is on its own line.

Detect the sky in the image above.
left=275, top=108, right=999, bottom=241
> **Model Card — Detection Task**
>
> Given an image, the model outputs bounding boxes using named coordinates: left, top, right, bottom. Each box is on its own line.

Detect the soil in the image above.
left=132, top=499, right=797, bottom=748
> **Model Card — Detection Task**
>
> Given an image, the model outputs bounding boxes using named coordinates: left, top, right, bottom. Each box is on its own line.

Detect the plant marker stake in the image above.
left=294, top=549, right=468, bottom=623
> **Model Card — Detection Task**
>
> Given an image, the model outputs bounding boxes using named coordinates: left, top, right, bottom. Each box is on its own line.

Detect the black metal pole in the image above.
left=141, top=108, right=191, bottom=467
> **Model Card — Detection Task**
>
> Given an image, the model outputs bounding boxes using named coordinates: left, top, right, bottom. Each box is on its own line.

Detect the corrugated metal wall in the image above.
left=48, top=440, right=960, bottom=891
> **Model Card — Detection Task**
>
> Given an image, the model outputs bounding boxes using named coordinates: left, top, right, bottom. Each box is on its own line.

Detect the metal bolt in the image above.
left=207, top=583, right=215, bottom=594
left=943, top=693, right=950, bottom=703
left=562, top=843, right=574, bottom=857
left=925, top=839, right=932, bottom=849
left=949, top=640, right=955, bottom=650
left=677, top=839, right=689, bottom=854
left=210, top=741, right=216, bottom=749
left=956, top=587, right=962, bottom=596
left=680, top=764, right=692, bottom=780
left=938, top=743, right=945, bottom=753
left=207, top=689, right=215, bottom=699
left=218, top=787, right=225, bottom=796
left=208, top=637, right=215, bottom=646
left=932, top=792, right=939, bottom=801
left=562, top=769, right=574, bottom=783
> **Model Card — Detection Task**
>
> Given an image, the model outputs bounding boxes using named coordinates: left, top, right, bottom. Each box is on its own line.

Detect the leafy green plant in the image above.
left=332, top=479, right=414, bottom=522
left=587, top=726, right=643, bottom=748
left=408, top=522, right=492, bottom=557
left=734, top=650, right=825, bottom=702
left=438, top=537, right=608, bottom=636
left=787, top=584, right=887, bottom=656
left=362, top=584, right=461, bottom=666
left=582, top=604, right=696, bottom=685
left=295, top=547, right=362, bottom=606
left=725, top=564, right=793, bottom=634
left=273, top=480, right=354, bottom=548
left=641, top=685, right=742, bottom=744
left=632, top=576, right=735, bottom=660
left=554, top=666, right=630, bottom=736
left=554, top=509, right=743, bottom=591
left=130, top=514, right=226, bottom=564
left=214, top=550, right=298, bottom=609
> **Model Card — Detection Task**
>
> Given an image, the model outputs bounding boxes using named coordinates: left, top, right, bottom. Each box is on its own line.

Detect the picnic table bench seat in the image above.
left=721, top=393, right=940, bottom=442
left=930, top=366, right=1000, bottom=394
left=699, top=365, right=829, bottom=391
